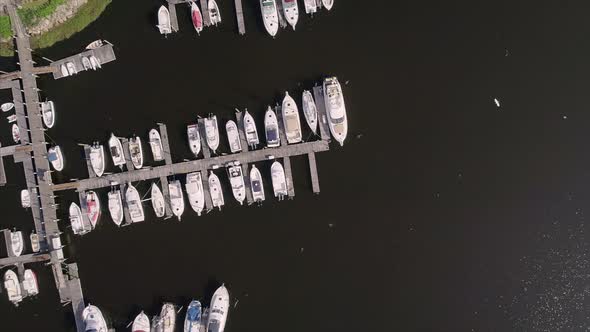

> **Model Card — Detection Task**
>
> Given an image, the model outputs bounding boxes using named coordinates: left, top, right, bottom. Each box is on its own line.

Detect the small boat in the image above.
left=126, top=183, right=145, bottom=223
left=322, top=0, right=334, bottom=11
left=208, top=0, right=222, bottom=25
left=151, top=183, right=166, bottom=218
left=190, top=1, right=204, bottom=34
left=86, top=191, right=101, bottom=228
left=264, top=106, right=280, bottom=147
left=208, top=171, right=224, bottom=210
left=204, top=114, right=220, bottom=153
left=108, top=133, right=126, bottom=168
left=4, top=270, right=22, bottom=305
left=227, top=161, right=245, bottom=205
left=302, top=90, right=318, bottom=134
left=107, top=189, right=124, bottom=226
left=7, top=114, right=16, bottom=123
left=225, top=120, right=242, bottom=153
left=1, top=102, right=14, bottom=112
left=129, top=136, right=144, bottom=169
left=89, top=56, right=102, bottom=70
left=48, top=145, right=65, bottom=171
left=149, top=128, right=165, bottom=161
left=30, top=232, right=40, bottom=253
left=282, top=92, right=302, bottom=144
left=69, top=202, right=89, bottom=235
left=20, top=189, right=30, bottom=208
left=169, top=180, right=185, bottom=221
left=60, top=64, right=69, bottom=77
left=207, top=285, right=230, bottom=332
left=10, top=231, right=24, bottom=257
left=22, top=269, right=39, bottom=296
left=157, top=5, right=172, bottom=35
left=271, top=161, right=288, bottom=200
left=132, top=311, right=150, bottom=332
left=304, top=0, right=317, bottom=14
left=186, top=172, right=205, bottom=216
left=12, top=123, right=20, bottom=143
left=83, top=305, right=108, bottom=332
left=160, top=303, right=176, bottom=332
left=250, top=165, right=265, bottom=203
left=323, top=77, right=348, bottom=145
left=187, top=124, right=201, bottom=157
left=89, top=143, right=105, bottom=177
left=82, top=56, right=91, bottom=70
left=282, top=0, right=299, bottom=30
left=85, top=39, right=104, bottom=50
left=243, top=110, right=259, bottom=148
left=260, top=0, right=279, bottom=37
left=66, top=61, right=77, bottom=75
left=184, top=300, right=202, bottom=332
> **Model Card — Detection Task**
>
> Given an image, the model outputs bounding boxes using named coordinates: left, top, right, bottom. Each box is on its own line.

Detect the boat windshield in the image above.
left=266, top=128, right=278, bottom=141
left=207, top=320, right=220, bottom=332
left=110, top=146, right=120, bottom=157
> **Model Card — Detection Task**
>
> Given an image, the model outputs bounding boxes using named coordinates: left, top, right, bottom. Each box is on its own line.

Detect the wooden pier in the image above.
left=234, top=0, right=246, bottom=35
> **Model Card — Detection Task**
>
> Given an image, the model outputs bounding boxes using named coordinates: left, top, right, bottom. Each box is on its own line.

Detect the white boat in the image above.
left=282, top=92, right=302, bottom=144
left=149, top=128, right=165, bottom=161
left=30, top=232, right=40, bottom=253
left=208, top=171, right=224, bottom=210
left=69, top=202, right=90, bottom=235
left=243, top=110, right=259, bottom=148
left=86, top=39, right=104, bottom=50
left=321, top=0, right=334, bottom=10
left=169, top=180, right=185, bottom=221
left=151, top=182, right=166, bottom=218
left=260, top=0, right=279, bottom=37
left=10, top=231, right=24, bottom=257
left=190, top=1, right=204, bottom=34
left=204, top=114, right=220, bottom=153
left=86, top=191, right=101, bottom=228
left=3, top=270, right=22, bottom=305
left=208, top=0, right=222, bottom=25
left=83, top=305, right=108, bottom=332
left=108, top=133, right=126, bottom=168
left=126, top=183, right=145, bottom=223
left=60, top=64, right=69, bottom=77
left=187, top=124, right=201, bottom=157
left=12, top=123, right=20, bottom=143
left=304, top=0, right=317, bottom=14
left=132, top=311, right=150, bottom=332
left=207, top=285, right=230, bottom=332
left=302, top=90, right=318, bottom=134
left=89, top=56, right=101, bottom=70
left=107, top=189, right=124, bottom=226
left=40, top=101, right=55, bottom=128
left=7, top=114, right=16, bottom=123
left=89, top=143, right=105, bottom=177
left=186, top=172, right=205, bottom=216
left=1, top=102, right=14, bottom=112
left=225, top=120, right=242, bottom=153
left=323, top=77, right=348, bottom=145
left=282, top=0, right=299, bottom=30
left=129, top=136, right=144, bottom=169
left=66, top=61, right=77, bottom=75
left=22, top=269, right=39, bottom=296
left=250, top=165, right=265, bottom=202
left=157, top=5, right=172, bottom=34
left=271, top=161, right=288, bottom=199
left=184, top=300, right=202, bottom=332
left=48, top=145, right=65, bottom=171
left=227, top=162, right=246, bottom=205
left=160, top=303, right=176, bottom=332
left=264, top=106, right=280, bottom=147
left=82, top=56, right=91, bottom=70
left=20, top=189, right=30, bottom=208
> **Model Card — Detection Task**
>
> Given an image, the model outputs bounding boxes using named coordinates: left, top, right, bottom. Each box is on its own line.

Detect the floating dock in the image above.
left=235, top=0, right=246, bottom=35
left=51, top=43, right=116, bottom=80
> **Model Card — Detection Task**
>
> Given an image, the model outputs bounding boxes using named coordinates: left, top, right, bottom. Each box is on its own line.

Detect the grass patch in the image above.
left=0, top=16, right=11, bottom=39
left=19, top=0, right=69, bottom=26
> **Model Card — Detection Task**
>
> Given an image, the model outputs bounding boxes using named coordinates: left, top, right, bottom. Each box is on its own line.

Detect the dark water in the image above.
left=3, top=0, right=590, bottom=331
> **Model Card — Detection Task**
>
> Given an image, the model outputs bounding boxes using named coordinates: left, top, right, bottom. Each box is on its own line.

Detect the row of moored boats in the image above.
left=60, top=40, right=105, bottom=77
left=2, top=231, right=40, bottom=305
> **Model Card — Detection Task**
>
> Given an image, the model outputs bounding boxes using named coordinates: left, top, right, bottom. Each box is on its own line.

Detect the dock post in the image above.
left=158, top=124, right=174, bottom=219
left=312, top=86, right=331, bottom=142
left=234, top=0, right=246, bottom=35
left=308, top=152, right=320, bottom=194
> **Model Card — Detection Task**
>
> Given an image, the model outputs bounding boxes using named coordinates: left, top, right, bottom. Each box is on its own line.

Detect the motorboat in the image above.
left=129, top=136, right=144, bottom=169
left=12, top=123, right=20, bottom=143
left=60, top=64, right=69, bottom=77
left=208, top=171, right=224, bottom=210
left=260, top=0, right=279, bottom=37
left=169, top=180, right=185, bottom=221
left=321, top=0, right=334, bottom=10
left=69, top=202, right=89, bottom=235
left=107, top=189, right=124, bottom=226
left=1, top=102, right=14, bottom=112
left=225, top=120, right=242, bottom=153
left=250, top=165, right=265, bottom=203
left=186, top=172, right=205, bottom=216
left=323, top=76, right=348, bottom=145
left=157, top=5, right=172, bottom=35
left=126, top=183, right=145, bottom=223
left=243, top=110, right=259, bottom=148
left=89, top=56, right=101, bottom=70
left=159, top=303, right=176, bottom=332
left=4, top=270, right=22, bottom=305
left=151, top=183, right=166, bottom=218
left=206, top=285, right=230, bottom=332
left=264, top=106, right=280, bottom=147
left=149, top=128, right=165, bottom=161
left=48, top=145, right=65, bottom=171
left=30, top=232, right=40, bottom=253
left=184, top=300, right=202, bottom=332
left=83, top=305, right=108, bottom=332
left=132, top=311, right=150, bottom=332
left=10, top=231, right=24, bottom=257
left=282, top=0, right=299, bottom=30
left=271, top=161, right=288, bottom=200
left=82, top=56, right=91, bottom=70
left=302, top=90, right=318, bottom=134
left=190, top=1, right=204, bottom=34
left=204, top=114, right=220, bottom=153
left=86, top=39, right=104, bottom=50
left=227, top=162, right=245, bottom=205
left=22, top=269, right=39, bottom=296
left=20, top=189, right=30, bottom=208
left=282, top=92, right=302, bottom=144
left=208, top=0, right=221, bottom=25
left=7, top=114, right=16, bottom=123
left=66, top=61, right=77, bottom=75
left=86, top=191, right=101, bottom=228
left=108, top=133, right=126, bottom=168
left=187, top=124, right=201, bottom=157
left=304, top=0, right=317, bottom=14
left=89, top=143, right=105, bottom=177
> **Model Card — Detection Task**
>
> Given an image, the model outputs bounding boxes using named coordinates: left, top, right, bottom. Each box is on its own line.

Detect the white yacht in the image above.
left=304, top=0, right=317, bottom=14
left=250, top=165, right=265, bottom=202
left=11, top=123, right=20, bottom=143
left=107, top=189, right=124, bottom=226
left=264, top=106, right=280, bottom=147
left=10, top=231, right=24, bottom=257
left=302, top=90, right=318, bottom=134
left=227, top=162, right=246, bottom=205
left=187, top=124, right=201, bottom=157
left=260, top=0, right=279, bottom=37
left=132, top=311, right=150, bottom=332
left=86, top=39, right=103, bottom=50
left=1, top=102, right=14, bottom=112
left=89, top=143, right=105, bottom=177
left=22, top=269, right=39, bottom=296
left=48, top=145, right=65, bottom=171
left=282, top=0, right=299, bottom=30
left=207, top=285, right=230, bottom=332
left=208, top=0, right=222, bottom=25
left=169, top=180, right=185, bottom=220
left=271, top=161, right=288, bottom=200
left=204, top=114, right=220, bottom=153
left=86, top=191, right=101, bottom=228
left=323, top=77, right=348, bottom=145
left=149, top=128, right=165, bottom=162
left=282, top=92, right=302, bottom=144
left=41, top=100, right=55, bottom=128
left=20, top=189, right=30, bottom=208
left=83, top=305, right=108, bottom=332
left=321, top=0, right=334, bottom=10
left=30, top=232, right=40, bottom=253
left=151, top=183, right=166, bottom=218
left=226, top=120, right=242, bottom=153
left=126, top=183, right=145, bottom=223
left=243, top=110, right=259, bottom=148
left=69, top=202, right=90, bottom=235
left=186, top=172, right=205, bottom=216
left=208, top=171, right=224, bottom=210
left=4, top=270, right=22, bottom=305
left=108, top=133, right=126, bottom=168
left=129, top=136, right=144, bottom=169
left=157, top=5, right=172, bottom=35
left=160, top=303, right=176, bottom=332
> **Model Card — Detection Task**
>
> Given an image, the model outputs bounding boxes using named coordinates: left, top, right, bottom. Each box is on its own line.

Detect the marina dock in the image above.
left=51, top=43, right=116, bottom=80
left=234, top=0, right=246, bottom=35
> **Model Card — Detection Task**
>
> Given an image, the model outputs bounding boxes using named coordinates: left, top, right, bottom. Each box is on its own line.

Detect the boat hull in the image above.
left=191, top=2, right=204, bottom=33
left=4, top=270, right=22, bottom=304
left=250, top=165, right=265, bottom=202
left=271, top=161, right=288, bottom=198
left=158, top=6, right=172, bottom=34
left=108, top=190, right=124, bottom=226
left=90, top=144, right=105, bottom=177
left=282, top=0, right=299, bottom=30
left=226, top=120, right=242, bottom=153
left=244, top=111, right=259, bottom=147
left=149, top=128, right=165, bottom=161
left=208, top=172, right=224, bottom=210
left=205, top=115, right=220, bottom=153
left=186, top=172, right=205, bottom=216
left=169, top=180, right=185, bottom=220
left=260, top=0, right=279, bottom=37
left=227, top=163, right=246, bottom=205
left=109, top=134, right=126, bottom=167
left=302, top=90, right=318, bottom=134
left=323, top=77, right=348, bottom=145
left=132, top=311, right=151, bottom=332
left=207, top=285, right=230, bottom=332
left=282, top=92, right=302, bottom=144
left=264, top=106, right=280, bottom=147
left=184, top=300, right=202, bottom=332
left=86, top=191, right=101, bottom=228
left=151, top=183, right=166, bottom=218
left=83, top=305, right=109, bottom=332
left=126, top=184, right=145, bottom=223
left=129, top=136, right=144, bottom=170
left=187, top=124, right=201, bottom=157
